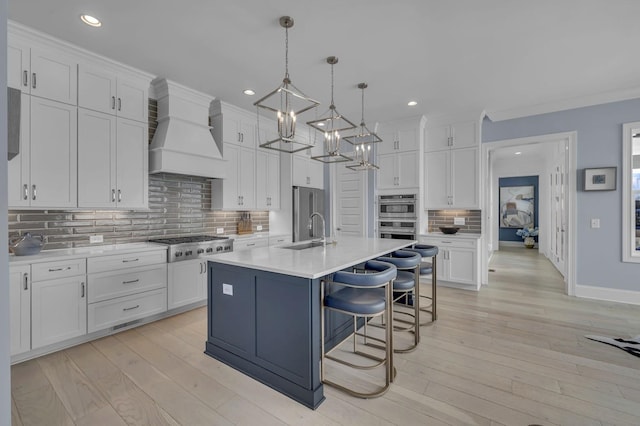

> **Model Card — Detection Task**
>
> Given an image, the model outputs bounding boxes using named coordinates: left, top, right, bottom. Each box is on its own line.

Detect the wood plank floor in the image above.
left=11, top=247, right=640, bottom=425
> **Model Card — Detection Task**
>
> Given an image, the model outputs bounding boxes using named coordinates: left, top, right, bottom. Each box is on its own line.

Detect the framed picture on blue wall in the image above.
left=584, top=167, right=616, bottom=191
left=499, top=185, right=534, bottom=228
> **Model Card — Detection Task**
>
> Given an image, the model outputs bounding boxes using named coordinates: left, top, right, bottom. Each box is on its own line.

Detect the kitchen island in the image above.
left=205, top=237, right=414, bottom=408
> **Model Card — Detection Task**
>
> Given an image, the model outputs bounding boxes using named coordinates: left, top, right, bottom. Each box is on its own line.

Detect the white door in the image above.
left=78, top=109, right=116, bottom=208
left=116, top=118, right=148, bottom=209
left=550, top=146, right=567, bottom=276
left=334, top=163, right=366, bottom=237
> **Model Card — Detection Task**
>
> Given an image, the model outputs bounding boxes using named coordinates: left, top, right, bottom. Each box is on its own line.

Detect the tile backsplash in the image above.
left=427, top=209, right=481, bottom=234
left=8, top=173, right=269, bottom=250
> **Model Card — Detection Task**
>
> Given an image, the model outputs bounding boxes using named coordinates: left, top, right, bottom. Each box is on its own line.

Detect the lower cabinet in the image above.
left=10, top=265, right=31, bottom=356
left=419, top=235, right=481, bottom=290
left=31, top=275, right=87, bottom=349
left=234, top=237, right=269, bottom=251
left=88, top=288, right=167, bottom=333
left=168, top=259, right=208, bottom=310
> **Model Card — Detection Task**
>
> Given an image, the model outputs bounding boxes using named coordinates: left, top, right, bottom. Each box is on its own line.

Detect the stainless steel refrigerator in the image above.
left=292, top=186, right=325, bottom=242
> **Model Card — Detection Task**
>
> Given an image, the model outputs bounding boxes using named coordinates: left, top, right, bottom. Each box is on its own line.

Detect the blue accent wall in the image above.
left=483, top=98, right=640, bottom=292
left=499, top=176, right=539, bottom=242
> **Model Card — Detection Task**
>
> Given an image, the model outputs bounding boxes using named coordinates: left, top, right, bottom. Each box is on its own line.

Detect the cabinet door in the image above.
left=424, top=150, right=451, bottom=208
left=31, top=276, right=87, bottom=349
left=267, top=152, right=281, bottom=209
left=376, top=127, right=397, bottom=155
left=451, top=147, right=479, bottom=208
left=377, top=153, right=397, bottom=189
left=256, top=150, right=270, bottom=209
left=224, top=144, right=241, bottom=207
left=221, top=111, right=242, bottom=145
left=239, top=120, right=256, bottom=148
left=425, top=124, right=451, bottom=152
left=447, top=248, right=477, bottom=285
left=168, top=260, right=207, bottom=309
left=397, top=126, right=419, bottom=152
left=292, top=154, right=309, bottom=187
left=8, top=94, right=31, bottom=207
left=116, top=118, right=148, bottom=209
left=450, top=121, right=477, bottom=149
left=238, top=146, right=256, bottom=209
left=30, top=46, right=77, bottom=105
left=29, top=97, right=77, bottom=208
left=7, top=38, right=30, bottom=91
left=397, top=151, right=419, bottom=189
left=308, top=158, right=324, bottom=190
left=78, top=64, right=117, bottom=115
left=116, top=77, right=148, bottom=122
left=10, top=266, right=31, bottom=356
left=78, top=109, right=116, bottom=208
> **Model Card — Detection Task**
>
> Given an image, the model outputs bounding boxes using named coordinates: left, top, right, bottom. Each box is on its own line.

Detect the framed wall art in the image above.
left=499, top=185, right=535, bottom=228
left=584, top=167, right=616, bottom=191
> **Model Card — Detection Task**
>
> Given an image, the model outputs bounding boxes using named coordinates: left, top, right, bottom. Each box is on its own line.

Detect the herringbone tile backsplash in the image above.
left=8, top=173, right=269, bottom=250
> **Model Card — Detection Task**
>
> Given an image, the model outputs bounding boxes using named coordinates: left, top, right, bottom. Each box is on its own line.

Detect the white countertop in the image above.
left=420, top=232, right=482, bottom=240
left=208, top=237, right=416, bottom=279
left=9, top=242, right=167, bottom=266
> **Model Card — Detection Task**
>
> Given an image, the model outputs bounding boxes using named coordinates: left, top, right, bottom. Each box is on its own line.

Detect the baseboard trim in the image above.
left=575, top=284, right=640, bottom=306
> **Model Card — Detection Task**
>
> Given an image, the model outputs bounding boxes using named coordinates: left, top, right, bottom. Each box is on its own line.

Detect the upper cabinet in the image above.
left=425, top=120, right=478, bottom=152
left=7, top=35, right=77, bottom=105
left=78, top=63, right=149, bottom=122
left=376, top=116, right=425, bottom=192
left=256, top=150, right=281, bottom=210
left=377, top=125, right=420, bottom=155
left=211, top=101, right=257, bottom=148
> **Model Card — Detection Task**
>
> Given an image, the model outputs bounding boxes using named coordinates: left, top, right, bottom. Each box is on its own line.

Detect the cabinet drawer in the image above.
left=234, top=238, right=268, bottom=251
left=269, top=235, right=292, bottom=245
left=88, top=288, right=167, bottom=333
left=31, top=258, right=86, bottom=282
left=88, top=264, right=167, bottom=303
left=88, top=250, right=166, bottom=273
left=420, top=237, right=477, bottom=249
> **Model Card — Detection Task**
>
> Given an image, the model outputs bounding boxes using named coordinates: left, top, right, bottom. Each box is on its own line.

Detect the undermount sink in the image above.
left=281, top=241, right=327, bottom=250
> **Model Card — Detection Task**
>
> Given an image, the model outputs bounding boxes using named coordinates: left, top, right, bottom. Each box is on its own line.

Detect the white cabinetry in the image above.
left=378, top=151, right=420, bottom=190
left=7, top=35, right=77, bottom=105
left=168, top=259, right=208, bottom=310
left=78, top=109, right=148, bottom=209
left=8, top=95, right=78, bottom=208
left=233, top=236, right=269, bottom=251
left=292, top=153, right=324, bottom=189
left=10, top=265, right=31, bottom=356
left=425, top=121, right=477, bottom=152
left=376, top=118, right=424, bottom=192
left=424, top=147, right=479, bottom=209
left=211, top=143, right=256, bottom=210
left=377, top=125, right=420, bottom=155
left=31, top=258, right=87, bottom=349
left=419, top=235, right=480, bottom=290
left=87, top=250, right=167, bottom=333
left=269, top=234, right=292, bottom=246
left=78, top=63, right=148, bottom=122
left=213, top=102, right=257, bottom=148
left=256, top=150, right=281, bottom=209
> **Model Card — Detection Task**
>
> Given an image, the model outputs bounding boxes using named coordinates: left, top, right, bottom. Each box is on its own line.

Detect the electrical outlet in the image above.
left=257, top=225, right=263, bottom=231
left=89, top=235, right=103, bottom=243
left=453, top=217, right=465, bottom=226
left=222, top=283, right=233, bottom=296
left=591, top=218, right=600, bottom=228
left=216, top=227, right=224, bottom=234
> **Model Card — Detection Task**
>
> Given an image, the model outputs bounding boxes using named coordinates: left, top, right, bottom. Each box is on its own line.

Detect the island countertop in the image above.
left=208, top=236, right=416, bottom=279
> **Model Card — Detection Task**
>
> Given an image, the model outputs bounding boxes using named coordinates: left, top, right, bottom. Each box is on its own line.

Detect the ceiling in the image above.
left=9, top=0, right=640, bottom=124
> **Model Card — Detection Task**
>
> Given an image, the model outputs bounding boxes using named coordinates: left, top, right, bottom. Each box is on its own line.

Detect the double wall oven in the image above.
left=378, top=194, right=417, bottom=240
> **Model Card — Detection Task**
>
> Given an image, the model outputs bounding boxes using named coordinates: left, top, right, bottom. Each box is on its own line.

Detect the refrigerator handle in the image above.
left=293, top=187, right=300, bottom=242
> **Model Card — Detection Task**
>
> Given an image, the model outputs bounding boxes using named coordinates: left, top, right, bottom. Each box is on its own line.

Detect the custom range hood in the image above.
left=149, top=78, right=225, bottom=178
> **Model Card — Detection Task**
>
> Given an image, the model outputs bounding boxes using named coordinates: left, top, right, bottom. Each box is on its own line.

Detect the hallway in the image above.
left=10, top=247, right=640, bottom=425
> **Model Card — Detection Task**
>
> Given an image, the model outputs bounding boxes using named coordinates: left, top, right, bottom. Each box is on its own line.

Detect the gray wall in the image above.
left=2, top=0, right=11, bottom=422
left=483, top=98, right=640, bottom=291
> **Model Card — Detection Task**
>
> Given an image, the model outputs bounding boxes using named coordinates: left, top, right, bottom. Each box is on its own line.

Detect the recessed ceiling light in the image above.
left=243, top=89, right=255, bottom=96
left=317, top=122, right=325, bottom=127
left=407, top=101, right=418, bottom=107
left=515, top=151, right=522, bottom=155
left=80, top=14, right=102, bottom=27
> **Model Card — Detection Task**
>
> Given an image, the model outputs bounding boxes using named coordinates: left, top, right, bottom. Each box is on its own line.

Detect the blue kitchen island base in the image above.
left=205, top=263, right=326, bottom=409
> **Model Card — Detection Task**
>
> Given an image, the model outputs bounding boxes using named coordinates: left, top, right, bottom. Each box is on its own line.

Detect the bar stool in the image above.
left=404, top=244, right=439, bottom=323
left=321, top=260, right=397, bottom=398
left=375, top=249, right=422, bottom=353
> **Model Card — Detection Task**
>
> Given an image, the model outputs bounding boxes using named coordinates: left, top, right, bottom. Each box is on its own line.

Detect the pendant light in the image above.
left=308, top=56, right=357, bottom=163
left=346, top=143, right=379, bottom=171
left=345, top=83, right=380, bottom=171
left=254, top=16, right=320, bottom=154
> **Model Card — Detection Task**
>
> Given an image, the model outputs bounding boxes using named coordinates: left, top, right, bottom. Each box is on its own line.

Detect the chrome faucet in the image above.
left=308, top=212, right=327, bottom=245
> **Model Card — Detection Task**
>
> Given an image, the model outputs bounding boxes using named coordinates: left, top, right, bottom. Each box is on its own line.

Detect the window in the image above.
left=622, top=122, right=640, bottom=262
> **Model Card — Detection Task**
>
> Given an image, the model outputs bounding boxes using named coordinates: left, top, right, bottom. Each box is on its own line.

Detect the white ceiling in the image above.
left=9, top=0, right=640, bottom=124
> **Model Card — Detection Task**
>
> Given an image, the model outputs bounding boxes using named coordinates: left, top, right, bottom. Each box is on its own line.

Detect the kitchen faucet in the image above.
left=308, top=212, right=327, bottom=245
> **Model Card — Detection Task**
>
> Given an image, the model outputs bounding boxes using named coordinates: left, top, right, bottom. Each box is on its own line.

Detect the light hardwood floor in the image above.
left=11, top=247, right=640, bottom=425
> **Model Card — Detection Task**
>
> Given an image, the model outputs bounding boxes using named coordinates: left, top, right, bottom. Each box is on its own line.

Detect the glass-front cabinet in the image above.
left=622, top=122, right=640, bottom=262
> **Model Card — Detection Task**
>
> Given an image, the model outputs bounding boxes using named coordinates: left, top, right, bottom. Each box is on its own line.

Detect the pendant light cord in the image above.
left=284, top=26, right=289, bottom=80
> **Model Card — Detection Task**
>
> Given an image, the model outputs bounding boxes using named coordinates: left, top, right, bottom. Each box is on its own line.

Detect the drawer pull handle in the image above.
left=49, top=266, right=72, bottom=272
left=122, top=279, right=140, bottom=284
left=123, top=305, right=140, bottom=312
left=23, top=70, right=28, bottom=87
left=81, top=282, right=85, bottom=298
left=23, top=273, right=29, bottom=290
left=122, top=258, right=139, bottom=263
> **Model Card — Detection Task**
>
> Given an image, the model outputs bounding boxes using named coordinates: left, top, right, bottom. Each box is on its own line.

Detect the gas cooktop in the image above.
left=149, top=235, right=233, bottom=262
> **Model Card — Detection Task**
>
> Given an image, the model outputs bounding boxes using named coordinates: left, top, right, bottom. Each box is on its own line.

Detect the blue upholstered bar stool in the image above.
left=404, top=244, right=439, bottom=323
left=321, top=260, right=397, bottom=398
left=375, top=249, right=422, bottom=353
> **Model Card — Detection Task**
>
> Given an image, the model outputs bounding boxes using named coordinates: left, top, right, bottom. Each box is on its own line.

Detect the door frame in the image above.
left=330, top=155, right=368, bottom=238
left=481, top=131, right=577, bottom=296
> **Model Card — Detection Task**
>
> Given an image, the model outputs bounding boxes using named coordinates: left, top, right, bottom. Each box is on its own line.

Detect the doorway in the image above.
left=332, top=159, right=368, bottom=238
left=482, top=132, right=577, bottom=295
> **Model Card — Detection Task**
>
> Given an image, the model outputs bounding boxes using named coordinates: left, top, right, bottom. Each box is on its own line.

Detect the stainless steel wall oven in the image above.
left=377, top=194, right=417, bottom=240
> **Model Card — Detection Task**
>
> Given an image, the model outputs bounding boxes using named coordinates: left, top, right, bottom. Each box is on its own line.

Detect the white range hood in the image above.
left=149, top=78, right=225, bottom=178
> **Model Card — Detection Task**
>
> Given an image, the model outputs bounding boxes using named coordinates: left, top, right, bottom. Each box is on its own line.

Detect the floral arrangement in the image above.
left=516, top=227, right=539, bottom=239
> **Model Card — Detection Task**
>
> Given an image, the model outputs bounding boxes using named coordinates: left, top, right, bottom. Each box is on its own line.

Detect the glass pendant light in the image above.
left=254, top=16, right=320, bottom=153
left=308, top=56, right=357, bottom=163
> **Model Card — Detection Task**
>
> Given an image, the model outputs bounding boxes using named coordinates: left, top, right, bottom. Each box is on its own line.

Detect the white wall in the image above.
left=1, top=0, right=12, bottom=422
